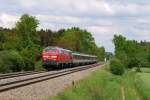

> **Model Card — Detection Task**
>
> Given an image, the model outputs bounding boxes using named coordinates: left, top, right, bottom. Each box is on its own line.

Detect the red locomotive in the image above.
left=42, top=46, right=97, bottom=69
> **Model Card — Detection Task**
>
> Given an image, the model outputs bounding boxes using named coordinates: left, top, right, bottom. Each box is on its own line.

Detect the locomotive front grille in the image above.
left=43, top=60, right=57, bottom=66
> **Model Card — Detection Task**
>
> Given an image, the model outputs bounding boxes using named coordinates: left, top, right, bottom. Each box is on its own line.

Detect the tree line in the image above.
left=109, top=35, right=150, bottom=75
left=110, top=34, right=150, bottom=75
left=0, top=14, right=105, bottom=73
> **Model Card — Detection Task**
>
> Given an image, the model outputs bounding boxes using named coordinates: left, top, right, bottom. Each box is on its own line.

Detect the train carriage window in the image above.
left=60, top=50, right=64, bottom=54
left=76, top=55, right=78, bottom=59
left=77, top=55, right=79, bottom=59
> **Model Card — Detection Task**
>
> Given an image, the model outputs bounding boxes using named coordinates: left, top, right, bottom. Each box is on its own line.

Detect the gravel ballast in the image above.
left=0, top=64, right=104, bottom=100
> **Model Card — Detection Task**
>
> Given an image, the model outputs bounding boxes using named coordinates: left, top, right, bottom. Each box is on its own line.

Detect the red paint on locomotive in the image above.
left=42, top=47, right=72, bottom=66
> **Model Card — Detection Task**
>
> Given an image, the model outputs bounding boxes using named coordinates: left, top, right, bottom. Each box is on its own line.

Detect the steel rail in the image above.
left=0, top=70, right=47, bottom=80
left=0, top=63, right=102, bottom=93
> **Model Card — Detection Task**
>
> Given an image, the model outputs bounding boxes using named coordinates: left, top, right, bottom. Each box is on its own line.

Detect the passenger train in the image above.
left=42, top=46, right=97, bottom=69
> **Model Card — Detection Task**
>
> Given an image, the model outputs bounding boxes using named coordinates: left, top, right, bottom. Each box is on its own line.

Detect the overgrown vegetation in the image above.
left=0, top=14, right=105, bottom=73
left=110, top=58, right=124, bottom=75
left=135, top=72, right=150, bottom=100
left=122, top=71, right=140, bottom=100
left=140, top=68, right=150, bottom=73
left=50, top=68, right=122, bottom=100
left=49, top=65, right=150, bottom=100
left=0, top=50, right=24, bottom=73
left=108, top=35, right=150, bottom=99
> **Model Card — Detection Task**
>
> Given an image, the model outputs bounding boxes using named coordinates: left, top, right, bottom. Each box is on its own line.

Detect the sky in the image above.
left=0, top=0, right=150, bottom=52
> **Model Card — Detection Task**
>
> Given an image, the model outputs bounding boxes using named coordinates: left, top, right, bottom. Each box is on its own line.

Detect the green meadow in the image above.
left=135, top=70, right=150, bottom=100
left=47, top=65, right=150, bottom=100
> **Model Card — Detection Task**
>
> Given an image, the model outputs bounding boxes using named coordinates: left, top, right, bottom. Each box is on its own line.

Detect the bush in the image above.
left=20, top=43, right=41, bottom=71
left=0, top=50, right=24, bottom=73
left=0, top=57, right=10, bottom=73
left=110, top=58, right=125, bottom=75
left=35, top=59, right=44, bottom=70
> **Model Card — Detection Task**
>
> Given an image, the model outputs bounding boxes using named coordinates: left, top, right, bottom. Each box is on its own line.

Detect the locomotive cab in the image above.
left=42, top=47, right=73, bottom=69
left=42, top=47, right=59, bottom=67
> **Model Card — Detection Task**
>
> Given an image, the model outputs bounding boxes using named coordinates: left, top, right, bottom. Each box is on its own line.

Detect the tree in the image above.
left=110, top=58, right=125, bottom=75
left=113, top=34, right=150, bottom=68
left=0, top=29, right=6, bottom=50
left=20, top=43, right=41, bottom=70
left=56, top=27, right=97, bottom=54
left=16, top=14, right=39, bottom=47
left=15, top=14, right=40, bottom=70
left=113, top=35, right=127, bottom=57
left=0, top=50, right=24, bottom=73
left=96, top=47, right=105, bottom=61
left=38, top=29, right=54, bottom=47
left=105, top=52, right=113, bottom=61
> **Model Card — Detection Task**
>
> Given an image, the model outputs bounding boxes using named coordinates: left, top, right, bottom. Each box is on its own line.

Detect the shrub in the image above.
left=0, top=50, right=24, bottom=73
left=20, top=44, right=41, bottom=71
left=110, top=58, right=125, bottom=75
left=136, top=66, right=141, bottom=72
left=0, top=57, right=11, bottom=73
left=35, top=59, right=44, bottom=70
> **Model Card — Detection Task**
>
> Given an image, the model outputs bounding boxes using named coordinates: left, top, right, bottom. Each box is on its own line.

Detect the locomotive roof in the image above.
left=72, top=52, right=97, bottom=58
left=59, top=48, right=72, bottom=52
left=44, top=46, right=97, bottom=57
left=44, top=46, right=72, bottom=52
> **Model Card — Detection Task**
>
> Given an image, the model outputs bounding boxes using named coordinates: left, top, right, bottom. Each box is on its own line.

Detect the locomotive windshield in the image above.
left=44, top=47, right=57, bottom=53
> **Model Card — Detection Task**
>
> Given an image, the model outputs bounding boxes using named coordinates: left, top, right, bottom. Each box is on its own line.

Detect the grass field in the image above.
left=135, top=72, right=150, bottom=100
left=140, top=68, right=150, bottom=73
left=49, top=69, right=122, bottom=100
left=47, top=66, right=150, bottom=100
left=122, top=71, right=140, bottom=100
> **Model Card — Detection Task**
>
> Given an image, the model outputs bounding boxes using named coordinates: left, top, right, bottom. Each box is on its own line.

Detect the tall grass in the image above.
left=135, top=72, right=150, bottom=100
left=140, top=68, right=150, bottom=73
left=47, top=66, right=150, bottom=100
left=50, top=70, right=122, bottom=100
left=122, top=71, right=139, bottom=100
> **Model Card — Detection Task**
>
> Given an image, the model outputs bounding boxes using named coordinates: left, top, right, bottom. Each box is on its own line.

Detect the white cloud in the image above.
left=87, top=26, right=116, bottom=35
left=18, top=0, right=37, bottom=8
left=36, top=14, right=80, bottom=25
left=72, top=0, right=115, bottom=15
left=0, top=13, right=19, bottom=28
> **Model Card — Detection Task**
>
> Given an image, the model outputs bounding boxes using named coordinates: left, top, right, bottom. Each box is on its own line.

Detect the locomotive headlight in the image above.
left=50, top=56, right=57, bottom=59
left=43, top=56, right=49, bottom=58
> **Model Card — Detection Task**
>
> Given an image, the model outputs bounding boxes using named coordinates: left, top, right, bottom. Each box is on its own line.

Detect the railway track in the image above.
left=0, top=63, right=102, bottom=93
left=0, top=70, right=47, bottom=80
